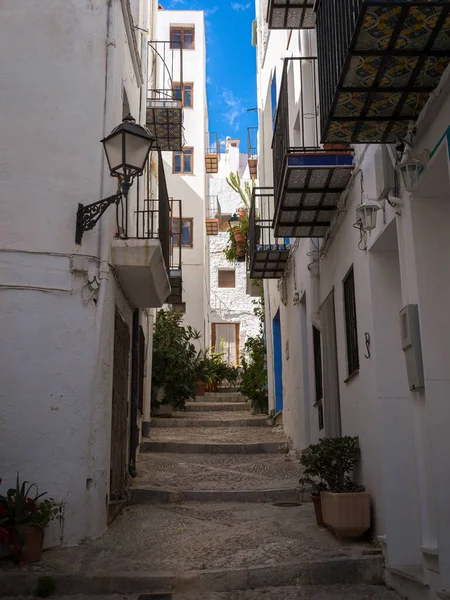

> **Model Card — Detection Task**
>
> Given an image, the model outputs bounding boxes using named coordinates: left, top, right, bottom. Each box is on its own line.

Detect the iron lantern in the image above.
left=76, top=114, right=156, bottom=244
left=356, top=198, right=381, bottom=232
left=228, top=213, right=240, bottom=228
left=395, top=149, right=430, bottom=193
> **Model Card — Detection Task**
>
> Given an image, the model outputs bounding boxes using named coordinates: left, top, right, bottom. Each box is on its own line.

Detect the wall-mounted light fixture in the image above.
left=395, top=148, right=430, bottom=193
left=228, top=213, right=240, bottom=229
left=355, top=198, right=381, bottom=233
left=75, top=114, right=155, bottom=244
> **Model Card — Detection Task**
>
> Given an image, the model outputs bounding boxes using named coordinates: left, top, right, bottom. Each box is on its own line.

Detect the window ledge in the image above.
left=344, top=369, right=359, bottom=384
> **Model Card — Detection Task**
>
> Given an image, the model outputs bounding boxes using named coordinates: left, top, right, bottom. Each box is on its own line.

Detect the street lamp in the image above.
left=228, top=213, right=240, bottom=229
left=75, top=114, right=155, bottom=244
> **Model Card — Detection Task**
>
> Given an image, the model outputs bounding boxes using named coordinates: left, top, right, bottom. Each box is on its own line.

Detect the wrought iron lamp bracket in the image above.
left=75, top=192, right=122, bottom=245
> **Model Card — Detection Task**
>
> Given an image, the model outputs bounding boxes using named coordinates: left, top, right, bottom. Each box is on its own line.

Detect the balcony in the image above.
left=248, top=127, right=258, bottom=180
left=206, top=195, right=221, bottom=235
left=146, top=41, right=184, bottom=151
left=273, top=58, right=354, bottom=238
left=249, top=188, right=291, bottom=280
left=112, top=151, right=171, bottom=308
left=205, top=132, right=220, bottom=173
left=316, top=0, right=450, bottom=144
left=266, top=0, right=315, bottom=29
left=167, top=198, right=183, bottom=305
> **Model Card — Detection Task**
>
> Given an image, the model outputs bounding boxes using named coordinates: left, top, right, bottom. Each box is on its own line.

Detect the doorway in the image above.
left=272, top=310, right=283, bottom=413
left=320, top=290, right=342, bottom=438
left=211, top=322, right=240, bottom=365
left=110, top=308, right=130, bottom=506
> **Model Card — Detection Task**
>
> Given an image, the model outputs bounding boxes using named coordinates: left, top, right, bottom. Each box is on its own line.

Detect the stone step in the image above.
left=0, top=558, right=386, bottom=596
left=185, top=402, right=250, bottom=412
left=151, top=417, right=274, bottom=428
left=132, top=486, right=301, bottom=504
left=139, top=440, right=289, bottom=454
left=203, top=392, right=246, bottom=403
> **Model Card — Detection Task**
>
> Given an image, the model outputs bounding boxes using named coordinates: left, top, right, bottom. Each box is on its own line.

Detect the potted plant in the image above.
left=151, top=309, right=200, bottom=412
left=300, top=437, right=369, bottom=539
left=299, top=447, right=329, bottom=527
left=0, top=475, right=58, bottom=563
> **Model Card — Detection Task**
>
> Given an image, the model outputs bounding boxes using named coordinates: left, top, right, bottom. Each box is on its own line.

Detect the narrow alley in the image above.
left=2, top=389, right=399, bottom=599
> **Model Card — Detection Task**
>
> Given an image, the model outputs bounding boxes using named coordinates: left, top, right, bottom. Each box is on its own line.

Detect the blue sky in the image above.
left=165, top=0, right=257, bottom=153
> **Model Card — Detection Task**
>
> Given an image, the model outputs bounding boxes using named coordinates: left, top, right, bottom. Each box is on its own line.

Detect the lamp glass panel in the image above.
left=125, top=132, right=151, bottom=171
left=104, top=133, right=124, bottom=174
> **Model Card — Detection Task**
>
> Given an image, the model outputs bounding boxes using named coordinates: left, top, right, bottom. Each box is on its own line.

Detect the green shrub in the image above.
left=299, top=436, right=365, bottom=494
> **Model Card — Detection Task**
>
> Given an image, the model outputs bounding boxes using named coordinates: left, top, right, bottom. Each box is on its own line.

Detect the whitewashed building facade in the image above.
left=208, top=138, right=261, bottom=364
left=254, top=0, right=450, bottom=598
left=0, top=0, right=173, bottom=546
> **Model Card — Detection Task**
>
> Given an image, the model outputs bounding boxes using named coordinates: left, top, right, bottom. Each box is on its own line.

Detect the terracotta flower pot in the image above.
left=311, top=493, right=325, bottom=527
left=321, top=491, right=370, bottom=539
left=232, top=227, right=245, bottom=244
left=195, top=381, right=206, bottom=397
left=236, top=240, right=246, bottom=258
left=9, top=525, right=44, bottom=563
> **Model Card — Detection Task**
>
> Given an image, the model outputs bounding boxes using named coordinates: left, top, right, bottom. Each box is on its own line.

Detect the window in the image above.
left=343, top=266, right=359, bottom=377
left=170, top=26, right=195, bottom=50
left=172, top=218, right=193, bottom=248
left=173, top=82, right=194, bottom=108
left=312, top=326, right=324, bottom=431
left=271, top=71, right=277, bottom=128
left=173, top=148, right=194, bottom=174
left=218, top=269, right=236, bottom=288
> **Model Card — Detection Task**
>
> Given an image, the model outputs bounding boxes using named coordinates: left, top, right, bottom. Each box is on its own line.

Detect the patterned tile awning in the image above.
left=273, top=152, right=354, bottom=238
left=317, top=1, right=450, bottom=143
left=146, top=102, right=183, bottom=152
left=249, top=188, right=291, bottom=280
left=267, top=0, right=315, bottom=29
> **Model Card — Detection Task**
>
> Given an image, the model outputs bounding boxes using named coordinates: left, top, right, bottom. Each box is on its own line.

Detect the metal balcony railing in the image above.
left=205, top=132, right=220, bottom=173
left=147, top=40, right=184, bottom=151
left=249, top=188, right=291, bottom=279
left=206, top=195, right=221, bottom=235
left=248, top=127, right=258, bottom=180
left=167, top=198, right=183, bottom=304
left=315, top=0, right=450, bottom=143
left=118, top=150, right=170, bottom=270
left=272, top=57, right=320, bottom=201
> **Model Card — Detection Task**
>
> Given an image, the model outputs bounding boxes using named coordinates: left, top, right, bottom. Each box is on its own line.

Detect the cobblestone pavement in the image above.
left=133, top=453, right=302, bottom=490
left=147, top=426, right=287, bottom=443
left=0, top=587, right=401, bottom=600
left=24, top=503, right=377, bottom=575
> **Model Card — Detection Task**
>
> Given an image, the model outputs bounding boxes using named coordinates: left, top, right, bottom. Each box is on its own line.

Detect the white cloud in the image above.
left=221, top=89, right=246, bottom=131
left=205, top=6, right=219, bottom=15
left=231, top=2, right=251, bottom=10
left=169, top=0, right=186, bottom=6
left=206, top=76, right=213, bottom=84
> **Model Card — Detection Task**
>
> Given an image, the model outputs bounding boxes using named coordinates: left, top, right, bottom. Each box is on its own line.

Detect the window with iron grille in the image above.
left=343, top=267, right=359, bottom=377
left=312, top=325, right=324, bottom=431
left=170, top=26, right=195, bottom=50
left=218, top=269, right=236, bottom=288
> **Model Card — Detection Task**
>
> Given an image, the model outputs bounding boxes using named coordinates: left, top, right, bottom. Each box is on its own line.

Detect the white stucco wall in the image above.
left=157, top=9, right=209, bottom=344
left=0, top=0, right=155, bottom=546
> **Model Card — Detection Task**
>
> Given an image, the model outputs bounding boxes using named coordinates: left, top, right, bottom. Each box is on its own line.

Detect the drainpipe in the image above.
left=129, top=309, right=140, bottom=477
left=309, top=239, right=321, bottom=329
left=86, top=0, right=117, bottom=522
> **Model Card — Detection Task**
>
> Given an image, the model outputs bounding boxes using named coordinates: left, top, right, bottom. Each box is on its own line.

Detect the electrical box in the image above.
left=400, top=304, right=425, bottom=391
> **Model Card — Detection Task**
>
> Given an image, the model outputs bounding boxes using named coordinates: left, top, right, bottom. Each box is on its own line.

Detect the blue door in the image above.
left=272, top=310, right=283, bottom=413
